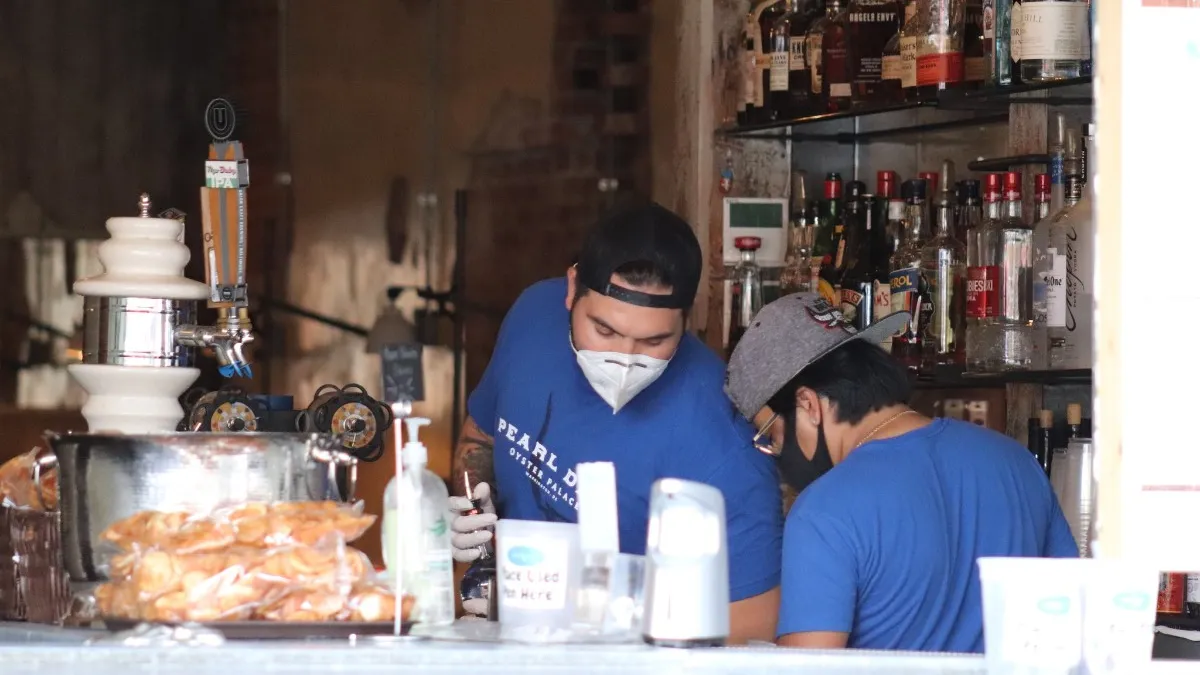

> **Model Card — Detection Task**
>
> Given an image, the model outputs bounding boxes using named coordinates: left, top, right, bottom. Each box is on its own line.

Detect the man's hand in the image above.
left=448, top=482, right=498, bottom=563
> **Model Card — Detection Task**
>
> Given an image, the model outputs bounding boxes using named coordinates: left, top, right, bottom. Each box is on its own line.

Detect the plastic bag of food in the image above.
left=98, top=539, right=376, bottom=623
left=100, top=500, right=376, bottom=554
left=0, top=449, right=56, bottom=511
left=254, top=582, right=411, bottom=623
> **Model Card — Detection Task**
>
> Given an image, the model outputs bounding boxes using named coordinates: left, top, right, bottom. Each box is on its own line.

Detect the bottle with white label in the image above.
left=1014, top=0, right=1091, bottom=82
left=896, top=0, right=922, bottom=100
left=383, top=417, right=455, bottom=626
left=1045, top=127, right=1095, bottom=371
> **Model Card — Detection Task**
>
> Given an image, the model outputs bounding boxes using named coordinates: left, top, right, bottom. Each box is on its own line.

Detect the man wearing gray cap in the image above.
left=725, top=293, right=1078, bottom=653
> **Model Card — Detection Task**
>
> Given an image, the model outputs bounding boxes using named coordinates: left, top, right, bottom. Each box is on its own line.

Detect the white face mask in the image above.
left=572, top=342, right=671, bottom=414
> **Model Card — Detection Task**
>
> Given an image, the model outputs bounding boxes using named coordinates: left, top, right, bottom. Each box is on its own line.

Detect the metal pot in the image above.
left=38, top=432, right=358, bottom=583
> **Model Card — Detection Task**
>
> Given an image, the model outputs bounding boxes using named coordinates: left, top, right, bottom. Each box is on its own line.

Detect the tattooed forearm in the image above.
left=452, top=416, right=496, bottom=497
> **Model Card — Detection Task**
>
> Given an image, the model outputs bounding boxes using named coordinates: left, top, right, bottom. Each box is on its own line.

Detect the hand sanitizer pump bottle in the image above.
left=383, top=417, right=455, bottom=626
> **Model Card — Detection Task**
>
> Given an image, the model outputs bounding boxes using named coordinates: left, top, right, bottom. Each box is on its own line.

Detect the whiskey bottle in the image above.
left=1016, top=0, right=1091, bottom=82
left=881, top=1, right=916, bottom=97
left=912, top=0, right=966, bottom=101
left=814, top=172, right=845, bottom=304
left=740, top=21, right=758, bottom=125
left=896, top=0, right=923, bottom=100
left=769, top=0, right=819, bottom=119
left=963, top=0, right=986, bottom=85
left=889, top=179, right=929, bottom=370
left=847, top=0, right=903, bottom=105
left=750, top=1, right=787, bottom=123
left=839, top=190, right=877, bottom=329
left=876, top=195, right=906, bottom=353
left=821, top=0, right=852, bottom=111
left=919, top=160, right=967, bottom=370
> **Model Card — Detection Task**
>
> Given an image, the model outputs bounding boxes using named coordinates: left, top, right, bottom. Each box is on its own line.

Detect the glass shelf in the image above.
left=720, top=77, right=1093, bottom=140
left=910, top=367, right=1093, bottom=390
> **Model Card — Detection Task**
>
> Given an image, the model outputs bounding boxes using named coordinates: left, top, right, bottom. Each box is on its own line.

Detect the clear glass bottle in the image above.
left=965, top=171, right=1034, bottom=372
left=770, top=0, right=819, bottom=119
left=847, top=0, right=904, bottom=105
left=990, top=0, right=1016, bottom=86
left=1045, top=127, right=1095, bottom=370
left=1029, top=172, right=1054, bottom=369
left=728, top=236, right=765, bottom=359
left=881, top=1, right=916, bottom=95
left=876, top=195, right=907, bottom=354
left=920, top=160, right=967, bottom=370
left=912, top=0, right=967, bottom=100
left=889, top=179, right=929, bottom=370
left=897, top=0, right=923, bottom=99
left=955, top=178, right=982, bottom=243
left=780, top=170, right=817, bottom=294
left=821, top=0, right=853, bottom=111
left=1016, top=0, right=1091, bottom=82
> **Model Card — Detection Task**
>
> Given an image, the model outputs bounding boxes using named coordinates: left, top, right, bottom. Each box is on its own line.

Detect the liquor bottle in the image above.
left=875, top=170, right=900, bottom=245
left=919, top=160, right=967, bottom=370
left=881, top=1, right=915, bottom=94
left=965, top=171, right=1034, bottom=372
left=834, top=180, right=868, bottom=278
left=990, top=0, right=1017, bottom=86
left=1029, top=409, right=1053, bottom=475
left=1046, top=127, right=1094, bottom=370
left=740, top=20, right=758, bottom=125
left=1048, top=113, right=1067, bottom=213
left=751, top=1, right=788, bottom=123
left=911, top=0, right=967, bottom=101
left=1017, top=0, right=1091, bottom=82
left=821, top=0, right=853, bottom=111
left=981, top=0, right=997, bottom=86
left=813, top=172, right=844, bottom=268
left=728, top=236, right=765, bottom=358
left=1187, top=573, right=1200, bottom=619
left=896, top=0, right=923, bottom=99
left=847, top=0, right=903, bottom=105
left=955, top=179, right=982, bottom=243
left=1030, top=173, right=1052, bottom=369
left=806, top=0, right=835, bottom=100
left=1066, top=403, right=1083, bottom=440
left=769, top=0, right=818, bottom=120
left=839, top=190, right=876, bottom=329
left=876, top=195, right=906, bottom=353
left=963, top=0, right=986, bottom=85
left=889, top=179, right=929, bottom=370
left=780, top=171, right=818, bottom=294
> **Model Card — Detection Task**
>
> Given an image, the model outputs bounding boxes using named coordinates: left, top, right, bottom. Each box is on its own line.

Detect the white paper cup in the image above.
left=978, top=557, right=1086, bottom=675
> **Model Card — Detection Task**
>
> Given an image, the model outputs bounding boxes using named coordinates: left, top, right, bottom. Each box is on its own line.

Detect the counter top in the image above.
left=2, top=623, right=1197, bottom=675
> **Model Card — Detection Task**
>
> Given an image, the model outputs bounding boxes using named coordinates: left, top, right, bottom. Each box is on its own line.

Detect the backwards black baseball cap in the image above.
left=575, top=202, right=702, bottom=310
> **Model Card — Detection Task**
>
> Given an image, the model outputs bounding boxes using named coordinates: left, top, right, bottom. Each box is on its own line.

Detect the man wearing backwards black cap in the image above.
left=447, top=202, right=782, bottom=641
left=725, top=293, right=1077, bottom=653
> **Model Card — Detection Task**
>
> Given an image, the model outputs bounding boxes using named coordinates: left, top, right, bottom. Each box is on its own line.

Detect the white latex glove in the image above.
left=448, top=482, right=497, bottom=563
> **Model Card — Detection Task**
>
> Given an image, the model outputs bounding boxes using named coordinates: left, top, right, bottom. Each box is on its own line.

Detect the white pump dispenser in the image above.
left=383, top=417, right=454, bottom=626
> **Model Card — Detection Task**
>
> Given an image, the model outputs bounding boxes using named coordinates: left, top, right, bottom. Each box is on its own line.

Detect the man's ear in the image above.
left=795, top=388, right=822, bottom=426
left=565, top=266, right=578, bottom=311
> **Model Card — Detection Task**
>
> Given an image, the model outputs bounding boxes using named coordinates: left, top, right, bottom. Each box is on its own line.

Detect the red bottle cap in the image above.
left=983, top=173, right=1002, bottom=203
left=876, top=170, right=898, bottom=198
left=1034, top=173, right=1050, bottom=198
left=825, top=174, right=844, bottom=198
left=1003, top=171, right=1022, bottom=200
left=734, top=236, right=762, bottom=251
left=919, top=171, right=939, bottom=197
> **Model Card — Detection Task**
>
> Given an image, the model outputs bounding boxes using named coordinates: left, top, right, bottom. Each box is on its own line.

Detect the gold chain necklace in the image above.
left=853, top=410, right=919, bottom=450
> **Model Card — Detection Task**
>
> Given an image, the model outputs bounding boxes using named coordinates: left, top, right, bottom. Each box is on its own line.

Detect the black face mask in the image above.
left=778, top=410, right=835, bottom=493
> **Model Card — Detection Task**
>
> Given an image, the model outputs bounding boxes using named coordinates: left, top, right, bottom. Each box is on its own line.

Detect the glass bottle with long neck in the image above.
left=875, top=195, right=906, bottom=353
left=881, top=1, right=915, bottom=96
left=821, top=0, right=852, bottom=111
left=847, top=0, right=903, bottom=105
left=769, top=0, right=818, bottom=119
left=728, top=237, right=765, bottom=358
left=896, top=0, right=923, bottom=100
left=965, top=174, right=1003, bottom=372
left=839, top=190, right=876, bottom=329
left=920, top=160, right=967, bottom=370
left=1017, top=0, right=1091, bottom=82
left=780, top=170, right=817, bottom=294
left=813, top=172, right=844, bottom=268
left=955, top=178, right=982, bottom=243
left=912, top=0, right=967, bottom=101
left=1046, top=127, right=1095, bottom=370
left=962, top=0, right=985, bottom=85
left=751, top=1, right=788, bottom=123
left=889, top=179, right=929, bottom=370
left=1030, top=172, right=1055, bottom=369
left=806, top=0, right=834, bottom=100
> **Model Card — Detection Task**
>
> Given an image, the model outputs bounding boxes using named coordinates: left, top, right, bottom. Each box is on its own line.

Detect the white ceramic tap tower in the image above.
left=68, top=196, right=210, bottom=433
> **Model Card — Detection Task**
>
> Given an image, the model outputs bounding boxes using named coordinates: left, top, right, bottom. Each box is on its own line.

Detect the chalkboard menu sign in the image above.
left=380, top=342, right=425, bottom=402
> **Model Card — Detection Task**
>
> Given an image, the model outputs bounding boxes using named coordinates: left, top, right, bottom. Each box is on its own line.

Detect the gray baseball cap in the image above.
left=724, top=293, right=911, bottom=420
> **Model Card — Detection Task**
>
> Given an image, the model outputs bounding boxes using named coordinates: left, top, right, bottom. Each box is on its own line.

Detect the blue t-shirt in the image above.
left=468, top=278, right=782, bottom=601
left=777, top=418, right=1079, bottom=652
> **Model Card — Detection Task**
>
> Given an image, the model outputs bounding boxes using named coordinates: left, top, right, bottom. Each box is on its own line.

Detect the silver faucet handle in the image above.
left=138, top=193, right=152, bottom=217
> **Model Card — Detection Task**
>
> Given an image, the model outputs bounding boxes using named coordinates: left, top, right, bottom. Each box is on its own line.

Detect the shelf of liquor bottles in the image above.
left=721, top=77, right=1093, bottom=143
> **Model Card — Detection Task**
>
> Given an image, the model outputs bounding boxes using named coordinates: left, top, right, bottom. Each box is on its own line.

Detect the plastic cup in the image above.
left=495, top=519, right=579, bottom=640
left=978, top=557, right=1085, bottom=675
left=1081, top=560, right=1157, bottom=674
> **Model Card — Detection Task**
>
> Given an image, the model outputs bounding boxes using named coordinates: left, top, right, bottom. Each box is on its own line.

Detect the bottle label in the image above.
left=965, top=56, right=987, bottom=82
left=835, top=237, right=846, bottom=270
left=983, top=0, right=996, bottom=40
left=754, top=53, right=771, bottom=107
left=744, top=51, right=758, bottom=106
left=840, top=286, right=867, bottom=327
left=849, top=11, right=898, bottom=84
left=1188, top=574, right=1200, bottom=603
left=916, top=51, right=965, bottom=86
left=899, top=36, right=919, bottom=89
left=1045, top=250, right=1066, bottom=327
left=825, top=45, right=851, bottom=98
left=1017, top=3, right=1089, bottom=61
left=770, top=49, right=790, bottom=91
left=889, top=267, right=922, bottom=341
left=790, top=36, right=807, bottom=71
left=808, top=35, right=824, bottom=92
left=874, top=280, right=893, bottom=350
left=1050, top=154, right=1065, bottom=186
left=965, top=265, right=1000, bottom=318
left=882, top=54, right=904, bottom=81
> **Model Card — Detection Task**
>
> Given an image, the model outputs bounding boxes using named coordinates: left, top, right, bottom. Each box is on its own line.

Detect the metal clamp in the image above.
left=308, top=442, right=359, bottom=503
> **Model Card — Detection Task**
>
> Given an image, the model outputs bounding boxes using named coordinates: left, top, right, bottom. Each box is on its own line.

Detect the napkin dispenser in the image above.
left=641, top=478, right=729, bottom=647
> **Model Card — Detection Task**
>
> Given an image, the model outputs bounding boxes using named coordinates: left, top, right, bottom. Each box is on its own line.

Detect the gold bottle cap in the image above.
left=1039, top=410, right=1053, bottom=428
left=1067, top=403, right=1083, bottom=426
